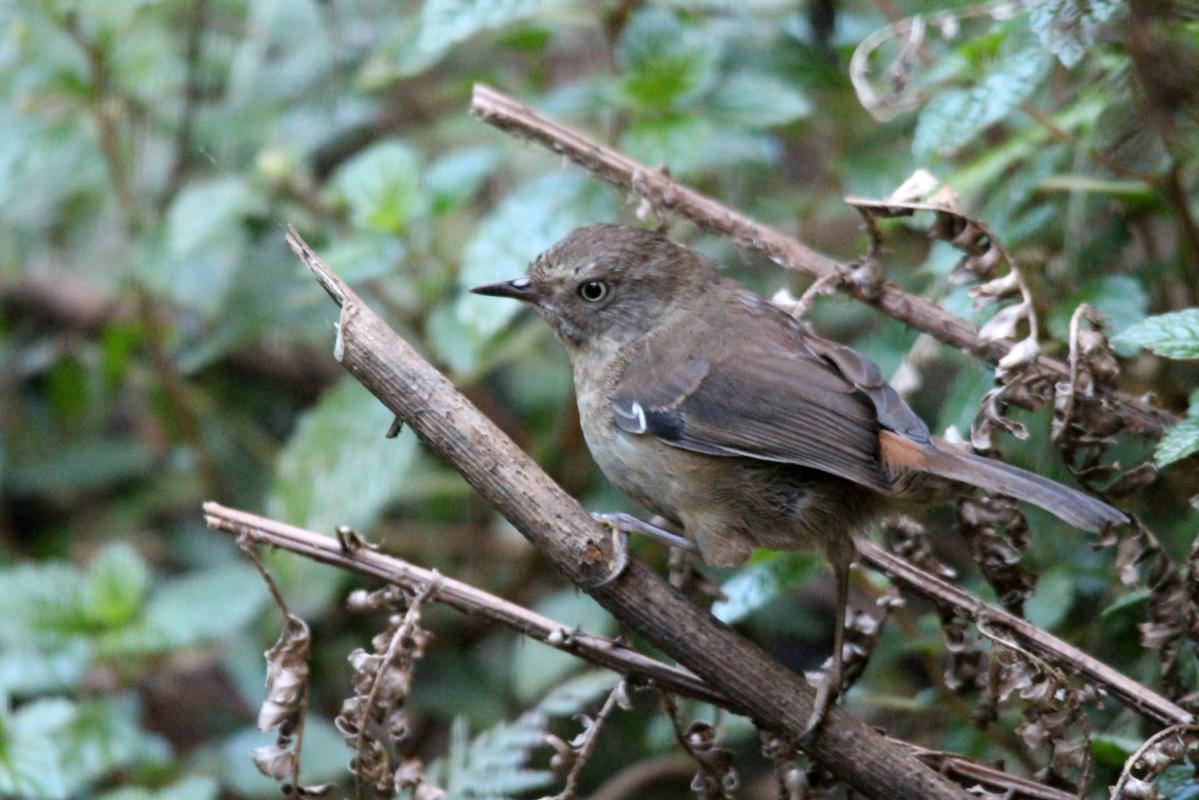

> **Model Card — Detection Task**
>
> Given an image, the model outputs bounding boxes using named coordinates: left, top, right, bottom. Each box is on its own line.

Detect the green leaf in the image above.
left=0, top=560, right=85, bottom=643
left=1157, top=764, right=1199, bottom=800
left=426, top=147, right=500, bottom=215
left=1112, top=309, right=1199, bottom=360
left=535, top=670, right=617, bottom=716
left=454, top=172, right=616, bottom=351
left=1155, top=416, right=1199, bottom=468
left=108, top=562, right=268, bottom=654
left=317, top=234, right=405, bottom=285
left=1100, top=588, right=1149, bottom=619
left=913, top=40, right=1052, bottom=160
left=0, top=642, right=92, bottom=696
left=1029, top=0, right=1123, bottom=68
left=332, top=140, right=424, bottom=234
left=712, top=551, right=822, bottom=624
left=0, top=701, right=68, bottom=800
left=268, top=378, right=419, bottom=534
left=1024, top=569, right=1075, bottom=630
left=84, top=542, right=150, bottom=629
left=705, top=72, right=811, bottom=129
left=167, top=177, right=262, bottom=257
left=0, top=697, right=167, bottom=800
left=414, top=0, right=572, bottom=68
left=1090, top=732, right=1141, bottom=767
left=616, top=8, right=719, bottom=111
left=7, top=436, right=157, bottom=496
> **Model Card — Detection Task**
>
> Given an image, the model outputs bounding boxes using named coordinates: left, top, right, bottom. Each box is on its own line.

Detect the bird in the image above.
left=470, top=222, right=1127, bottom=737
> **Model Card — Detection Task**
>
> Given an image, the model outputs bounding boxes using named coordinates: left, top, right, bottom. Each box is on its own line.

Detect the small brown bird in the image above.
left=472, top=223, right=1126, bottom=736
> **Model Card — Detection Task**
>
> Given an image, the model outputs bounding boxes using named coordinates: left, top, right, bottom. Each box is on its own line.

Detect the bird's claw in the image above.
left=585, top=513, right=630, bottom=588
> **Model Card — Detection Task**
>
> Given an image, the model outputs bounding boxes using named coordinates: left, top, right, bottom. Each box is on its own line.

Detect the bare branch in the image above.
left=204, top=502, right=732, bottom=711
left=856, top=539, right=1193, bottom=727
left=468, top=83, right=1173, bottom=436
left=203, top=503, right=1148, bottom=800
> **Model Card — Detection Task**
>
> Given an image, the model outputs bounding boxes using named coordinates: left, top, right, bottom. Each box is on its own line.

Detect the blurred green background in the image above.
left=2, top=1, right=1198, bottom=798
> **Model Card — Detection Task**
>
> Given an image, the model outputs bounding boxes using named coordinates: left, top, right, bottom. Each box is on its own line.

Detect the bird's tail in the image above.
left=879, top=430, right=1128, bottom=533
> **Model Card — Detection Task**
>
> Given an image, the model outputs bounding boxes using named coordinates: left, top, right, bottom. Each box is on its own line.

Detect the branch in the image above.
left=204, top=503, right=1087, bottom=800
left=278, top=229, right=969, bottom=800
left=468, top=83, right=1174, bottom=436
left=856, top=540, right=1193, bottom=727
left=203, top=502, right=733, bottom=711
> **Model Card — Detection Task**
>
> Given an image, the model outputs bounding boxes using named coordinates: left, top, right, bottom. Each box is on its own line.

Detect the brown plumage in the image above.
left=471, top=223, right=1127, bottom=736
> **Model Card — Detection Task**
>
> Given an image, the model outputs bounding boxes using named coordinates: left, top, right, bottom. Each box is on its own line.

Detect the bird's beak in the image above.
left=469, top=277, right=538, bottom=302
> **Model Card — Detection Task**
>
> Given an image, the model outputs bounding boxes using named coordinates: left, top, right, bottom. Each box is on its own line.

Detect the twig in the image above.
left=906, top=746, right=1079, bottom=800
left=237, top=534, right=311, bottom=797
left=62, top=13, right=141, bottom=233
left=351, top=578, right=439, bottom=799
left=203, top=504, right=1121, bottom=800
left=468, top=83, right=1173, bottom=435
left=551, top=680, right=628, bottom=800
left=1109, top=722, right=1199, bottom=800
left=272, top=230, right=972, bottom=800
left=205, top=503, right=734, bottom=709
left=856, top=539, right=1192, bottom=727
left=159, top=0, right=207, bottom=209
left=660, top=692, right=736, bottom=799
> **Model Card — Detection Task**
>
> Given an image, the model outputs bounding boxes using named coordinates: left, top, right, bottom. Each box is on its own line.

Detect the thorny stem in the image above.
left=975, top=619, right=1094, bottom=796
left=855, top=539, right=1192, bottom=727
left=553, top=680, right=627, bottom=800
left=206, top=503, right=1154, bottom=800
left=852, top=571, right=1037, bottom=771
left=659, top=692, right=723, bottom=797
left=236, top=534, right=307, bottom=796
left=352, top=578, right=440, bottom=800
left=1109, top=722, right=1199, bottom=800
left=469, top=84, right=1173, bottom=435
left=205, top=502, right=734, bottom=710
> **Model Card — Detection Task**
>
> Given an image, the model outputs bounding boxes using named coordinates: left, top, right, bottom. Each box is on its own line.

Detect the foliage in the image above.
left=1, top=0, right=1197, bottom=797
left=1115, top=312, right=1199, bottom=466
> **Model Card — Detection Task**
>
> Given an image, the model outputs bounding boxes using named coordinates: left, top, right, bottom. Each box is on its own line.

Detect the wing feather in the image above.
left=611, top=306, right=910, bottom=492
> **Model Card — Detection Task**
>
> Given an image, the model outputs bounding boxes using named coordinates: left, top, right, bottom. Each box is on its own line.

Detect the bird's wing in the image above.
left=611, top=310, right=929, bottom=493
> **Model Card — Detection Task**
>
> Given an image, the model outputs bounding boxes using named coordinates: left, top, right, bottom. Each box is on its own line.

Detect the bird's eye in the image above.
left=578, top=280, right=609, bottom=303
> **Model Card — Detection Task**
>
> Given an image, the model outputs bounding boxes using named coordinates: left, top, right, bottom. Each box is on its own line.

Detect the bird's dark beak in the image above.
left=469, top=277, right=538, bottom=302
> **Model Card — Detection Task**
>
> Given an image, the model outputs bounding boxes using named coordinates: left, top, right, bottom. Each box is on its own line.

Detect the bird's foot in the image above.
left=584, top=514, right=631, bottom=588
left=799, top=673, right=839, bottom=745
left=592, top=512, right=695, bottom=551
left=584, top=513, right=697, bottom=589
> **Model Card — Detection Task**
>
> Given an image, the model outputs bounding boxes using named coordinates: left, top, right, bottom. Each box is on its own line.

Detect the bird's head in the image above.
left=470, top=223, right=719, bottom=358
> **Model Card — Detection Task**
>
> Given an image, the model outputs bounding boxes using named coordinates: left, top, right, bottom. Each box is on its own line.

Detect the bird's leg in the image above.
left=593, top=512, right=696, bottom=550
left=586, top=512, right=696, bottom=588
left=802, top=558, right=850, bottom=742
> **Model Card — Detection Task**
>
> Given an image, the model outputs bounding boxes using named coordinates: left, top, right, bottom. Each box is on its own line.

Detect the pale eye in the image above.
left=578, top=279, right=609, bottom=303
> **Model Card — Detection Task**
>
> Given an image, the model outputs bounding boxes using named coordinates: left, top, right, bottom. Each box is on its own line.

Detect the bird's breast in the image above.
left=574, top=376, right=698, bottom=523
